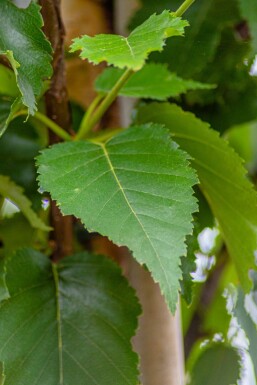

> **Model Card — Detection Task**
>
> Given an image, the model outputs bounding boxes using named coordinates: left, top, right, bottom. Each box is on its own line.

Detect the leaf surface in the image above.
left=189, top=344, right=241, bottom=385
left=95, top=64, right=213, bottom=100
left=0, top=362, right=5, bottom=385
left=0, top=175, right=50, bottom=231
left=71, top=11, right=188, bottom=71
left=0, top=0, right=52, bottom=114
left=0, top=65, right=19, bottom=98
left=37, top=125, right=198, bottom=311
left=0, top=248, right=140, bottom=385
left=135, top=103, right=257, bottom=291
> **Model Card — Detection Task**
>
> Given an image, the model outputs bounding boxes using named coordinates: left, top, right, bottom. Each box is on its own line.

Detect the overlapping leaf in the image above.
left=95, top=64, right=213, bottom=100
left=37, top=125, right=198, bottom=311
left=0, top=249, right=140, bottom=385
left=0, top=65, right=19, bottom=98
left=0, top=175, right=50, bottom=231
left=189, top=344, right=241, bottom=385
left=71, top=11, right=188, bottom=71
left=135, top=103, right=257, bottom=291
left=0, top=0, right=52, bottom=115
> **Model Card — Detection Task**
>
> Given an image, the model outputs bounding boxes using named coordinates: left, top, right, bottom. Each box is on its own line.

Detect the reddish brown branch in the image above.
left=40, top=0, right=73, bottom=260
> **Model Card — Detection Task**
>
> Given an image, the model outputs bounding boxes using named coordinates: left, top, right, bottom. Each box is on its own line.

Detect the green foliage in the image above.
left=0, top=65, right=19, bottom=98
left=71, top=11, right=188, bottom=71
left=0, top=249, right=141, bottom=385
left=238, top=0, right=257, bottom=56
left=95, top=64, right=213, bottom=100
left=0, top=362, right=5, bottom=385
left=189, top=343, right=241, bottom=385
left=135, top=103, right=257, bottom=291
left=0, top=175, right=50, bottom=231
left=37, top=124, right=197, bottom=311
left=0, top=0, right=52, bottom=115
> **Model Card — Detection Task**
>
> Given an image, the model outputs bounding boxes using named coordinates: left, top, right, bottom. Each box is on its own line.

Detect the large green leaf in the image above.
left=0, top=0, right=52, bottom=115
left=0, top=259, right=9, bottom=303
left=0, top=175, right=50, bottom=232
left=238, top=0, right=257, bottom=56
left=95, top=64, right=213, bottom=100
left=135, top=103, right=257, bottom=291
left=71, top=11, right=188, bottom=71
left=0, top=248, right=140, bottom=385
left=37, top=125, right=198, bottom=311
left=189, top=344, right=241, bottom=385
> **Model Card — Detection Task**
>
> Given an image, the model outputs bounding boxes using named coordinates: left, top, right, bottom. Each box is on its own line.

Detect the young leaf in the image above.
left=0, top=0, right=52, bottom=115
left=0, top=175, right=50, bottom=232
left=189, top=344, right=241, bottom=385
left=95, top=64, right=213, bottom=100
left=37, top=125, right=198, bottom=312
left=238, top=0, right=257, bottom=56
left=71, top=11, right=188, bottom=71
left=0, top=248, right=141, bottom=385
left=135, top=103, right=257, bottom=291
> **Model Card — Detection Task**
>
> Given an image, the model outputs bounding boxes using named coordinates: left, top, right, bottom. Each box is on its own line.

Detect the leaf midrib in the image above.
left=99, top=142, right=171, bottom=291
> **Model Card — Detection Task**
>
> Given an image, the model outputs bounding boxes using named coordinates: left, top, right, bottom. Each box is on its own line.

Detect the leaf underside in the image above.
left=95, top=63, right=213, bottom=100
left=135, top=103, right=257, bottom=291
left=37, top=124, right=198, bottom=311
left=0, top=0, right=52, bottom=115
left=71, top=11, right=188, bottom=71
left=0, top=249, right=141, bottom=385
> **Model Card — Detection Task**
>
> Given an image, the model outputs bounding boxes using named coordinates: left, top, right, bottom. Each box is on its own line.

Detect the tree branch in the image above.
left=40, top=0, right=73, bottom=261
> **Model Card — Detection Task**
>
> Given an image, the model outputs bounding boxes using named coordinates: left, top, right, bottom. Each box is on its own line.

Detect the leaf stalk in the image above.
left=175, top=0, right=195, bottom=17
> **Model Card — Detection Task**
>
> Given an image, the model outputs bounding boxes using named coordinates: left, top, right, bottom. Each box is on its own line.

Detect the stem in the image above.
left=90, top=128, right=123, bottom=143
left=77, top=68, right=134, bottom=139
left=34, top=111, right=73, bottom=141
left=16, top=110, right=72, bottom=141
left=175, top=0, right=195, bottom=17
left=76, top=94, right=104, bottom=140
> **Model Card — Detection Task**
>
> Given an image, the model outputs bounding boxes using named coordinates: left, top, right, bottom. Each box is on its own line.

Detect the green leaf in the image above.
left=238, top=0, right=257, bottom=56
left=0, top=117, right=42, bottom=207
left=0, top=97, right=23, bottom=138
left=71, top=11, right=188, bottom=71
left=189, top=344, right=241, bottom=385
left=0, top=65, right=19, bottom=98
left=95, top=63, right=213, bottom=100
left=135, top=103, right=257, bottom=291
left=0, top=0, right=52, bottom=115
left=0, top=259, right=9, bottom=303
left=0, top=362, right=5, bottom=385
left=0, top=175, right=50, bottom=232
left=226, top=283, right=257, bottom=377
left=37, top=125, right=198, bottom=311
left=0, top=248, right=141, bottom=385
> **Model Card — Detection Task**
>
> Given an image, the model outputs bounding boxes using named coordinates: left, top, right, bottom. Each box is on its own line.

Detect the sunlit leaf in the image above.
left=95, top=64, right=213, bottom=100
left=37, top=124, right=198, bottom=311
left=0, top=248, right=141, bottom=385
left=0, top=0, right=52, bottom=115
left=135, top=103, right=257, bottom=291
left=71, top=11, right=188, bottom=71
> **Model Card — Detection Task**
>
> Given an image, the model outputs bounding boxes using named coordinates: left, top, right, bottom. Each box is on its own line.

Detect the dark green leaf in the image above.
left=189, top=344, right=241, bottom=385
left=135, top=103, right=257, bottom=291
left=95, top=64, right=213, bottom=100
left=37, top=125, right=198, bottom=311
left=0, top=0, right=52, bottom=114
left=71, top=11, right=188, bottom=71
left=0, top=248, right=141, bottom=385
